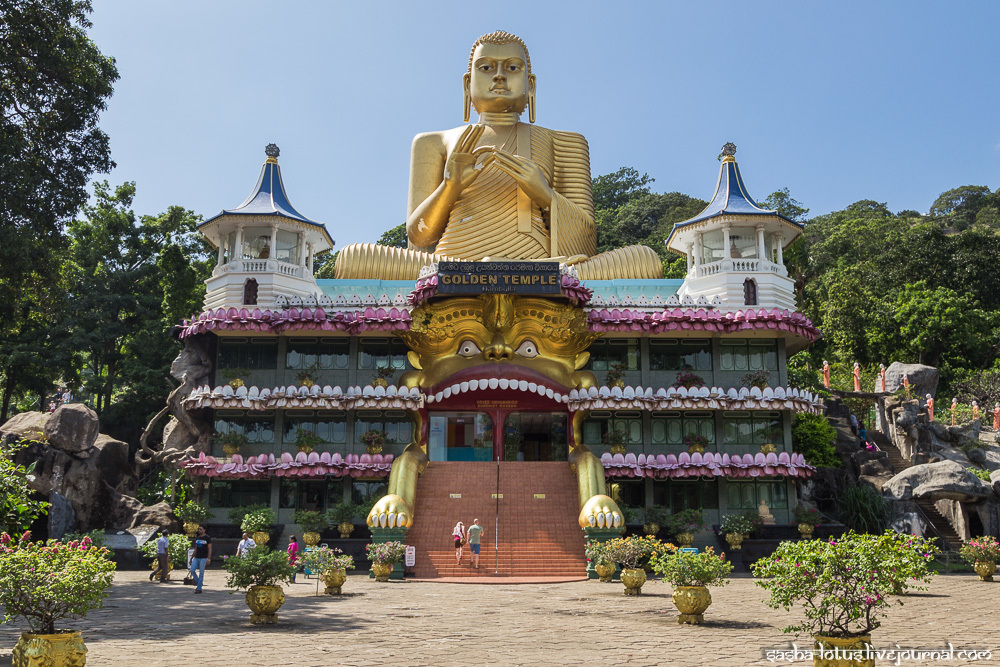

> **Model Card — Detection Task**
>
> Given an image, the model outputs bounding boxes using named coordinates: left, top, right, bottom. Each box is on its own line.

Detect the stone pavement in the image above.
left=0, top=571, right=997, bottom=666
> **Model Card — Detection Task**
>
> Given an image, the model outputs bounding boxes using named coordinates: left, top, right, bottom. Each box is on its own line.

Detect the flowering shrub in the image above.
left=666, top=509, right=706, bottom=535
left=139, top=534, right=192, bottom=567
left=751, top=531, right=937, bottom=638
left=959, top=536, right=1000, bottom=564
left=294, top=428, right=323, bottom=453
left=585, top=541, right=614, bottom=567
left=0, top=532, right=116, bottom=634
left=222, top=546, right=295, bottom=590
left=673, top=371, right=706, bottom=389
left=720, top=512, right=757, bottom=536
left=604, top=362, right=626, bottom=387
left=366, top=540, right=407, bottom=565
left=301, top=546, right=354, bottom=573
left=651, top=546, right=731, bottom=587
left=173, top=500, right=210, bottom=524
left=241, top=507, right=276, bottom=534
left=360, top=429, right=388, bottom=453
left=602, top=535, right=668, bottom=570
left=682, top=433, right=710, bottom=451
left=792, top=505, right=822, bottom=527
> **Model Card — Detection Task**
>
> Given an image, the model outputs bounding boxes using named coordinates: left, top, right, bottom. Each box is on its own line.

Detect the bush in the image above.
left=327, top=501, right=361, bottom=526
left=293, top=509, right=328, bottom=534
left=174, top=500, right=211, bottom=524
left=602, top=535, right=667, bottom=570
left=222, top=546, right=295, bottom=590
left=301, top=546, right=354, bottom=573
left=644, top=505, right=670, bottom=527
left=651, top=546, right=732, bottom=587
left=241, top=507, right=277, bottom=534
left=959, top=535, right=1000, bottom=565
left=752, top=531, right=936, bottom=638
left=666, top=508, right=706, bottom=534
left=673, top=371, right=706, bottom=389
left=139, top=533, right=192, bottom=568
left=792, top=413, right=841, bottom=468
left=740, top=369, right=771, bottom=389
left=585, top=540, right=614, bottom=567
left=792, top=505, right=822, bottom=527
left=0, top=532, right=116, bottom=634
left=967, top=467, right=992, bottom=482
left=366, top=541, right=407, bottom=566
left=1, top=440, right=50, bottom=535
left=840, top=485, right=889, bottom=534
left=227, top=503, right=267, bottom=527
left=720, top=512, right=758, bottom=536
left=63, top=530, right=108, bottom=550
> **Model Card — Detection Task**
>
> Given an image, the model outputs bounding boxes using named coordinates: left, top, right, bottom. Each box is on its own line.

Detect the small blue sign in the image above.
left=680, top=547, right=699, bottom=554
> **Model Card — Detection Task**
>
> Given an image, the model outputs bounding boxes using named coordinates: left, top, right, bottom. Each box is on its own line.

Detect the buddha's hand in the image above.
left=367, top=494, right=413, bottom=529
left=445, top=124, right=493, bottom=192
left=579, top=494, right=623, bottom=530
left=486, top=148, right=554, bottom=209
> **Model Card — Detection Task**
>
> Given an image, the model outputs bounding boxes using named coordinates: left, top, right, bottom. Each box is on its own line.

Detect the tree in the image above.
left=929, top=185, right=991, bottom=231
left=592, top=167, right=653, bottom=210
left=760, top=188, right=809, bottom=222
left=376, top=222, right=407, bottom=248
left=893, top=282, right=992, bottom=370
left=0, top=0, right=117, bottom=420
left=0, top=439, right=49, bottom=535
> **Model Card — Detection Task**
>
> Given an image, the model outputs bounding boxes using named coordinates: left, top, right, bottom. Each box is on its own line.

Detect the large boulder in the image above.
left=992, top=469, right=1000, bottom=496
left=884, top=363, right=939, bottom=398
left=883, top=460, right=994, bottom=502
left=106, top=486, right=175, bottom=530
left=43, top=403, right=99, bottom=453
left=0, top=411, right=49, bottom=446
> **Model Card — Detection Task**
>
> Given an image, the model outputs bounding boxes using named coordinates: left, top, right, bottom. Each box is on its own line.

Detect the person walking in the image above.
left=150, top=530, right=170, bottom=583
left=237, top=532, right=256, bottom=556
left=858, top=423, right=868, bottom=448
left=190, top=525, right=212, bottom=594
left=452, top=521, right=466, bottom=564
left=466, top=519, right=484, bottom=569
left=287, top=535, right=300, bottom=583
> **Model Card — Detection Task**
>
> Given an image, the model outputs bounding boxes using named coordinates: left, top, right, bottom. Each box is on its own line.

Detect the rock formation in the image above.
left=884, top=362, right=939, bottom=397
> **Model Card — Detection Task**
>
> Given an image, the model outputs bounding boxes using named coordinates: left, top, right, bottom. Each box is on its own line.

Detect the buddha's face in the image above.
left=467, top=41, right=535, bottom=114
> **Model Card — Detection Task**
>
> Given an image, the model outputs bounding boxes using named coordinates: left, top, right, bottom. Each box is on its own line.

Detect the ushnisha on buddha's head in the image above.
left=463, top=30, right=536, bottom=122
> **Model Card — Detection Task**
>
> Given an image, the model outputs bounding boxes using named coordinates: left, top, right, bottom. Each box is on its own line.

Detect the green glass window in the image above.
left=650, top=413, right=715, bottom=446
left=726, top=481, right=788, bottom=510
left=719, top=340, right=777, bottom=372
left=218, top=338, right=277, bottom=370
left=352, top=481, right=388, bottom=507
left=649, top=340, right=712, bottom=371
left=285, top=338, right=349, bottom=371
left=582, top=416, right=642, bottom=445
left=357, top=339, right=411, bottom=371
left=585, top=339, right=640, bottom=372
left=282, top=418, right=347, bottom=445
left=722, top=413, right=782, bottom=446
left=353, top=416, right=413, bottom=445
left=208, top=480, right=271, bottom=508
left=652, top=480, right=720, bottom=510
left=214, top=417, right=274, bottom=444
left=278, top=479, right=344, bottom=511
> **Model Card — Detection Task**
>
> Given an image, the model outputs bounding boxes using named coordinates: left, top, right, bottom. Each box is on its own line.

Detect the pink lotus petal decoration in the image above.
left=179, top=452, right=394, bottom=479
left=601, top=450, right=815, bottom=480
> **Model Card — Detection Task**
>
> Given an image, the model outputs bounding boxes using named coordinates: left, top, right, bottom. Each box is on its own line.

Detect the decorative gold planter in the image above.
left=182, top=522, right=199, bottom=538
left=687, top=443, right=706, bottom=454
left=608, top=443, right=627, bottom=455
left=322, top=568, right=348, bottom=594
left=643, top=523, right=660, bottom=537
left=222, top=443, right=241, bottom=457
left=245, top=585, right=285, bottom=625
left=372, top=562, right=393, bottom=582
left=302, top=532, right=321, bottom=547
left=798, top=523, right=815, bottom=540
left=12, top=630, right=87, bottom=667
left=675, top=532, right=694, bottom=548
left=672, top=585, right=712, bottom=624
left=594, top=561, right=616, bottom=583
left=725, top=532, right=745, bottom=551
left=149, top=561, right=174, bottom=581
left=337, top=521, right=355, bottom=538
left=973, top=561, right=996, bottom=582
left=371, top=378, right=388, bottom=388
left=366, top=443, right=383, bottom=455
left=620, top=567, right=646, bottom=595
left=812, top=634, right=874, bottom=667
left=252, top=531, right=270, bottom=546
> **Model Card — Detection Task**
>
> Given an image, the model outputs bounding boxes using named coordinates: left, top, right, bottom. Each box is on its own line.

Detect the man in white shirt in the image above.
left=150, top=530, right=170, bottom=583
left=237, top=532, right=257, bottom=557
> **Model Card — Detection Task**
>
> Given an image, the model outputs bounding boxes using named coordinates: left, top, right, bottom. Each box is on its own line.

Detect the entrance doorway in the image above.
left=503, top=412, right=568, bottom=461
left=428, top=412, right=494, bottom=462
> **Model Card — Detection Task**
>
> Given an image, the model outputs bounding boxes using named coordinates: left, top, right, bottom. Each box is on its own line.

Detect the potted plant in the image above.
left=585, top=541, right=617, bottom=582
left=301, top=546, right=355, bottom=594
left=604, top=362, right=626, bottom=389
left=682, top=433, right=710, bottom=454
left=752, top=531, right=937, bottom=666
left=293, top=427, right=322, bottom=454
left=139, top=533, right=191, bottom=580
left=673, top=370, right=706, bottom=389
left=227, top=503, right=267, bottom=530
left=221, top=366, right=250, bottom=389
left=602, top=428, right=627, bottom=455
left=174, top=500, right=211, bottom=537
left=652, top=546, right=732, bottom=624
left=222, top=546, right=295, bottom=624
left=327, top=501, right=360, bottom=538
left=293, top=509, right=328, bottom=546
left=215, top=431, right=249, bottom=457
left=760, top=443, right=777, bottom=454
left=602, top=535, right=665, bottom=595
left=366, top=541, right=408, bottom=581
left=667, top=508, right=706, bottom=548
left=0, top=532, right=115, bottom=665
left=643, top=505, right=669, bottom=537
left=719, top=513, right=755, bottom=551
left=740, top=369, right=771, bottom=389
left=959, top=535, right=1000, bottom=582
left=360, top=429, right=387, bottom=455
left=241, top=507, right=276, bottom=546
left=295, top=363, right=319, bottom=388
left=371, top=365, right=395, bottom=388
left=793, top=504, right=823, bottom=540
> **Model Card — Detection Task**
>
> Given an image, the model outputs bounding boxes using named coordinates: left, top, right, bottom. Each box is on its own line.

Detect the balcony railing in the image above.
left=691, top=258, right=787, bottom=278
left=213, top=259, right=307, bottom=278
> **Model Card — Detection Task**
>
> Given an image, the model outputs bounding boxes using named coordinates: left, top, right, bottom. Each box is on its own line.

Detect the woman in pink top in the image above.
left=452, top=522, right=466, bottom=564
left=287, top=535, right=300, bottom=583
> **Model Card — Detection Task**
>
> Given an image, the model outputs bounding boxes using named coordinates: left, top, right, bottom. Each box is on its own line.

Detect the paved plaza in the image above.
left=0, top=571, right=996, bottom=666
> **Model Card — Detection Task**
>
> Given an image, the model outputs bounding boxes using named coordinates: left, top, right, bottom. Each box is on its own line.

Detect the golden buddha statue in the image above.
left=335, top=31, right=661, bottom=281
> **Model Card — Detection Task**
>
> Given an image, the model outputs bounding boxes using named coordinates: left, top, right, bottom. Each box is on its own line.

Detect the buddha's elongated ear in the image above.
left=463, top=73, right=472, bottom=123
left=527, top=74, right=536, bottom=123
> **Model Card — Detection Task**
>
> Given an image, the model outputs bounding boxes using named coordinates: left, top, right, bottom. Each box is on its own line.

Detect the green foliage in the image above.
left=840, top=485, right=890, bottom=534
left=666, top=508, right=706, bottom=534
left=752, top=531, right=937, bottom=637
left=222, top=546, right=295, bottom=590
left=720, top=513, right=757, bottom=536
left=173, top=500, right=211, bottom=524
left=643, top=504, right=670, bottom=527
left=226, top=503, right=267, bottom=528
left=0, top=532, right=116, bottom=634
left=651, top=546, right=732, bottom=587
left=601, top=535, right=665, bottom=570
left=760, top=188, right=810, bottom=222
left=139, top=533, right=191, bottom=567
left=791, top=413, right=840, bottom=468
left=375, top=222, right=407, bottom=248
left=959, top=536, right=1000, bottom=564
left=63, top=530, right=108, bottom=550
left=0, top=440, right=50, bottom=535
left=301, top=546, right=354, bottom=573
left=740, top=370, right=771, bottom=389
left=365, top=540, right=407, bottom=565
left=240, top=508, right=276, bottom=534
left=584, top=540, right=614, bottom=567
left=292, top=509, right=328, bottom=534
left=136, top=468, right=191, bottom=506
left=967, top=467, right=992, bottom=482
left=327, top=501, right=361, bottom=526
left=293, top=427, right=323, bottom=453
left=792, top=505, right=822, bottom=527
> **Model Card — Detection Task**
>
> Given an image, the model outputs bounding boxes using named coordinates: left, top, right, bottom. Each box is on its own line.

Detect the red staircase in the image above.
left=405, top=462, right=586, bottom=578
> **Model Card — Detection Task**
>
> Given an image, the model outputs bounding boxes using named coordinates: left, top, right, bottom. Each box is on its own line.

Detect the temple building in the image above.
left=164, top=32, right=823, bottom=578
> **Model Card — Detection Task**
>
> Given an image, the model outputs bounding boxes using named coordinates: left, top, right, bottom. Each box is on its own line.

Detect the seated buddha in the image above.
left=334, top=31, right=661, bottom=281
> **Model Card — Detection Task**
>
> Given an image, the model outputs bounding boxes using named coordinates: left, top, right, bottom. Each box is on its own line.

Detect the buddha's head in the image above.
left=400, top=294, right=597, bottom=396
left=464, top=31, right=536, bottom=122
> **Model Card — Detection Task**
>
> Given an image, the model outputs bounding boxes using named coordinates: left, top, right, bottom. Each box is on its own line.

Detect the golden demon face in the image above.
left=400, top=295, right=598, bottom=395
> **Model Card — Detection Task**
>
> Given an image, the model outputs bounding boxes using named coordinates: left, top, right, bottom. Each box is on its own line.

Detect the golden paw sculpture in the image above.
left=367, top=494, right=413, bottom=530
left=580, top=494, right=623, bottom=530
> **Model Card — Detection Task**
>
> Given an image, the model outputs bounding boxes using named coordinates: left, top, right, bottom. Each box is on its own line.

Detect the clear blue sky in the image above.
left=89, top=1, right=1000, bottom=250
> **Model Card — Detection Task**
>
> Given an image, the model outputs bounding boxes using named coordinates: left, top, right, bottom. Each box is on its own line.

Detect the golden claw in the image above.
left=579, top=494, right=623, bottom=531
left=367, top=494, right=413, bottom=529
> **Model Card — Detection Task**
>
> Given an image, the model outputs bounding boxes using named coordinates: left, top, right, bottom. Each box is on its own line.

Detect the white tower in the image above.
left=666, top=143, right=801, bottom=312
left=198, top=144, right=334, bottom=310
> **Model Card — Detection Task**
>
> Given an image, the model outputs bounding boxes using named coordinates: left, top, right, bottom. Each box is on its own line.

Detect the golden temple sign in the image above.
left=438, top=261, right=560, bottom=295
